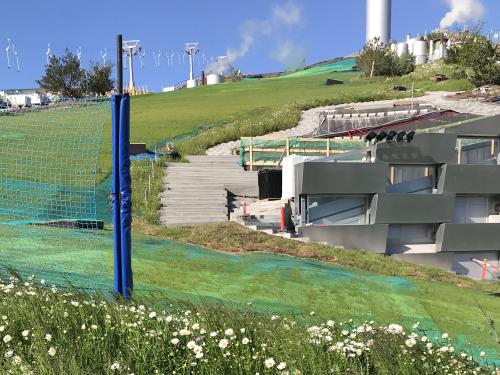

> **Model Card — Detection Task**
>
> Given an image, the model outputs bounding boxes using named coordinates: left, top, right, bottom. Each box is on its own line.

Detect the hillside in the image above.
left=96, top=69, right=472, bottom=180
left=89, top=66, right=500, bottom=361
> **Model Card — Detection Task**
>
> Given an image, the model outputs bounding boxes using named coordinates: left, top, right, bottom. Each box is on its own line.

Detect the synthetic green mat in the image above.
left=280, top=58, right=358, bottom=79
left=0, top=226, right=497, bottom=359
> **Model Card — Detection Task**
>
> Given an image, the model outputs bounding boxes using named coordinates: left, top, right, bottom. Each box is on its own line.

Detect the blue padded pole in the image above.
left=119, top=94, right=133, bottom=299
left=111, top=95, right=123, bottom=296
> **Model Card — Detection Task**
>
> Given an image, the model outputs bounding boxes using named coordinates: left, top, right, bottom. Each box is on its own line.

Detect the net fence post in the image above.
left=112, top=95, right=123, bottom=296
left=119, top=94, right=133, bottom=299
left=113, top=34, right=131, bottom=298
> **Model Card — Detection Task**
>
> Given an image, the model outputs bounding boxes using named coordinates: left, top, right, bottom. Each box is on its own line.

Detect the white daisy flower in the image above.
left=277, top=362, right=287, bottom=370
left=264, top=358, right=275, bottom=368
left=218, top=339, right=229, bottom=349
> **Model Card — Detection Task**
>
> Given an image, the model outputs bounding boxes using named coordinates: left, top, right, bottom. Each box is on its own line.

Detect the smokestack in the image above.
left=366, top=0, right=392, bottom=45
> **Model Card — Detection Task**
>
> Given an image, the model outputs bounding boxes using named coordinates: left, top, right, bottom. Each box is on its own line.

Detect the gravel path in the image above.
left=416, top=91, right=500, bottom=116
left=206, top=92, right=500, bottom=156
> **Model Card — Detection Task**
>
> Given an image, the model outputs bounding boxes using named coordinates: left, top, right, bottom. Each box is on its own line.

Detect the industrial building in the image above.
left=365, top=0, right=454, bottom=65
left=293, top=114, right=500, bottom=280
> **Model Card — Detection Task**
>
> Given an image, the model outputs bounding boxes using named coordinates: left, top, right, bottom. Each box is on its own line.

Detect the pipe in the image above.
left=117, top=35, right=123, bottom=94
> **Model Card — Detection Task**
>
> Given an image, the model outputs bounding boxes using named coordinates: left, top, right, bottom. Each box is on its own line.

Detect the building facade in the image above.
left=294, top=115, right=500, bottom=280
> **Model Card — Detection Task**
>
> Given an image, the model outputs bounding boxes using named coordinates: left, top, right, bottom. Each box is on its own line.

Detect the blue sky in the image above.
left=0, top=0, right=498, bottom=91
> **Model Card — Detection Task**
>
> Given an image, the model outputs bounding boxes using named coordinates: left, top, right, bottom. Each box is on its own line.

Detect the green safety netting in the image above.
left=279, top=58, right=358, bottom=79
left=0, top=99, right=109, bottom=288
left=240, top=137, right=366, bottom=166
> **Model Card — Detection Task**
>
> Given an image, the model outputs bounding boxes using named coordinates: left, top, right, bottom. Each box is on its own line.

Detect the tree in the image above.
left=446, top=28, right=500, bottom=87
left=357, top=38, right=415, bottom=77
left=396, top=52, right=416, bottom=76
left=85, top=63, right=115, bottom=96
left=37, top=49, right=86, bottom=98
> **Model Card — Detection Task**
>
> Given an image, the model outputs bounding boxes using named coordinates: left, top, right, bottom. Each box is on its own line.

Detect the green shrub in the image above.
left=446, top=29, right=500, bottom=87
left=357, top=38, right=416, bottom=77
left=131, top=158, right=165, bottom=224
left=404, top=60, right=467, bottom=81
left=396, top=52, right=416, bottom=76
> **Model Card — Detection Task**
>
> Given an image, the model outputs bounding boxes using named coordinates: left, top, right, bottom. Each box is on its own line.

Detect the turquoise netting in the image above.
left=0, top=99, right=110, bottom=287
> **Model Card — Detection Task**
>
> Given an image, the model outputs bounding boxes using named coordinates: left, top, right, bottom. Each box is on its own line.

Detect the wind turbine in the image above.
left=5, top=39, right=11, bottom=69
left=157, top=50, right=161, bottom=67
left=153, top=50, right=158, bottom=68
left=140, top=49, right=146, bottom=68
left=12, top=44, right=19, bottom=72
left=46, top=44, right=51, bottom=65
left=101, top=48, right=107, bottom=66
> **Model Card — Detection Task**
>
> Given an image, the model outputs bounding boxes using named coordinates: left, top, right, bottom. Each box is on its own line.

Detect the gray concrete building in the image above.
left=294, top=115, right=500, bottom=280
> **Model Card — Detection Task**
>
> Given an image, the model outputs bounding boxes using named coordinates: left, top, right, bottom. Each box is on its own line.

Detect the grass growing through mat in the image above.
left=134, top=220, right=500, bottom=294
left=0, top=219, right=499, bottom=356
left=105, top=222, right=500, bottom=355
left=130, top=158, right=165, bottom=224
left=0, top=275, right=496, bottom=374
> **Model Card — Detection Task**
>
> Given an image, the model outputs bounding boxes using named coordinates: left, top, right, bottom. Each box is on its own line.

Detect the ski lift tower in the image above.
left=185, top=43, right=199, bottom=89
left=122, top=40, right=142, bottom=95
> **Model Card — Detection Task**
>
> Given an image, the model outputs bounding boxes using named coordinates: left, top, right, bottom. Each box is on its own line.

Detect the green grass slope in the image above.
left=97, top=71, right=472, bottom=180
left=130, top=233, right=500, bottom=357
left=0, top=225, right=497, bottom=357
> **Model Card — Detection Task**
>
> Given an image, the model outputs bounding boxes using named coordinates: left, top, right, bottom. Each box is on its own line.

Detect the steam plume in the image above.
left=440, top=0, right=485, bottom=29
left=271, top=40, right=306, bottom=71
left=206, top=2, right=303, bottom=75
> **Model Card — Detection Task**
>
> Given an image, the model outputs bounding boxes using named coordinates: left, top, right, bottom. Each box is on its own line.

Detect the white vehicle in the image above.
left=6, top=94, right=31, bottom=108
left=28, top=93, right=49, bottom=106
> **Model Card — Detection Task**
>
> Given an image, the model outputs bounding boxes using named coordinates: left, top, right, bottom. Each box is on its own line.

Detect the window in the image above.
left=457, top=138, right=499, bottom=165
left=453, top=196, right=500, bottom=224
left=387, top=224, right=436, bottom=245
left=387, top=165, right=436, bottom=194
left=307, top=195, right=369, bottom=225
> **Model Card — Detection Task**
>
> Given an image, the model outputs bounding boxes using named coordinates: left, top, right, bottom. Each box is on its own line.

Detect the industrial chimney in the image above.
left=366, top=0, right=392, bottom=45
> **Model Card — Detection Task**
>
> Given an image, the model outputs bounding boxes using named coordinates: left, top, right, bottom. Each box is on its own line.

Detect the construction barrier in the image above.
left=280, top=207, right=286, bottom=232
left=240, top=137, right=366, bottom=170
left=471, top=258, right=499, bottom=281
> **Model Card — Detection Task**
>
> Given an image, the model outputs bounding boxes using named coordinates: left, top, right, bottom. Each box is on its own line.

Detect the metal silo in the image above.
left=413, top=39, right=428, bottom=65
left=366, top=0, right=392, bottom=45
left=396, top=42, right=408, bottom=57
